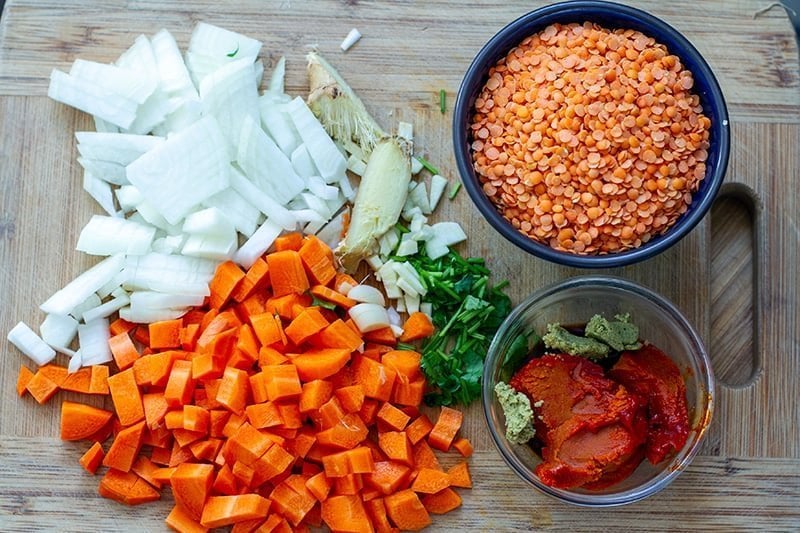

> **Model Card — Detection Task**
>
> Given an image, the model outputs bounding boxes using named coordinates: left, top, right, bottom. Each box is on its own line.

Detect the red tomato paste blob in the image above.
left=609, top=343, right=690, bottom=464
left=509, top=345, right=689, bottom=490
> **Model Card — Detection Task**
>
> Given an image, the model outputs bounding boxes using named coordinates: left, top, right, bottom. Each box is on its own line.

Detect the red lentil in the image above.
left=471, top=22, right=711, bottom=254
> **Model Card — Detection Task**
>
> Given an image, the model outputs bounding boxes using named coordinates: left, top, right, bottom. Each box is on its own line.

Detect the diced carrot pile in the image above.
left=18, top=233, right=472, bottom=532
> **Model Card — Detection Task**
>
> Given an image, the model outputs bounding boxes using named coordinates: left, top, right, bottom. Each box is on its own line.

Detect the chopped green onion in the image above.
left=310, top=295, right=337, bottom=310
left=415, top=156, right=440, bottom=176
left=448, top=182, right=461, bottom=200
left=226, top=43, right=240, bottom=58
left=398, top=243, right=513, bottom=406
left=439, top=89, right=446, bottom=114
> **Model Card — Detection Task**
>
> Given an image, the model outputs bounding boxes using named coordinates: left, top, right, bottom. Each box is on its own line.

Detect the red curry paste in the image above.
left=509, top=344, right=689, bottom=490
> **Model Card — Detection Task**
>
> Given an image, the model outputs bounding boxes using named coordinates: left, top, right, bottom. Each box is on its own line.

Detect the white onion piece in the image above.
left=315, top=211, right=345, bottom=252
left=76, top=132, right=164, bottom=164
left=290, top=144, right=318, bottom=179
left=378, top=261, right=402, bottom=300
left=378, top=230, right=400, bottom=257
left=70, top=293, right=102, bottom=320
left=396, top=277, right=419, bottom=298
left=187, top=22, right=262, bottom=86
left=348, top=284, right=386, bottom=306
left=348, top=303, right=390, bottom=333
left=126, top=115, right=231, bottom=225
left=67, top=351, right=83, bottom=373
left=119, top=304, right=187, bottom=324
left=387, top=306, right=402, bottom=327
left=307, top=176, right=340, bottom=201
left=301, top=192, right=332, bottom=220
left=429, top=174, right=448, bottom=212
left=133, top=200, right=183, bottom=235
left=200, top=58, right=260, bottom=153
left=130, top=291, right=206, bottom=310
left=202, top=188, right=261, bottom=237
left=189, top=22, right=263, bottom=61
left=181, top=233, right=237, bottom=261
left=94, top=116, right=120, bottom=133
left=396, top=239, right=418, bottom=257
left=229, top=168, right=297, bottom=230
left=82, top=172, right=117, bottom=216
left=77, top=158, right=128, bottom=186
left=151, top=234, right=187, bottom=255
left=337, top=281, right=355, bottom=296
left=115, top=185, right=144, bottom=212
left=82, top=291, right=131, bottom=323
left=116, top=34, right=158, bottom=78
left=267, top=56, right=286, bottom=94
left=404, top=292, right=421, bottom=314
left=96, top=269, right=127, bottom=299
left=428, top=222, right=467, bottom=246
left=39, top=314, right=79, bottom=349
left=68, top=59, right=155, bottom=104
left=8, top=322, right=56, bottom=366
left=122, top=253, right=215, bottom=296
left=261, top=98, right=301, bottom=157
left=182, top=207, right=234, bottom=236
left=346, top=155, right=367, bottom=177
left=40, top=254, right=125, bottom=316
left=420, top=302, right=433, bottom=319
left=48, top=69, right=138, bottom=129
left=160, top=98, right=203, bottom=134
left=234, top=219, right=282, bottom=269
left=390, top=324, right=404, bottom=338
left=337, top=173, right=356, bottom=202
left=291, top=209, right=327, bottom=224
left=126, top=90, right=178, bottom=135
left=340, top=28, right=362, bottom=52
left=409, top=212, right=427, bottom=233
left=77, top=318, right=112, bottom=365
left=77, top=215, right=156, bottom=256
left=392, top=261, right=427, bottom=296
left=424, top=222, right=467, bottom=260
left=285, top=96, right=347, bottom=184
left=237, top=115, right=304, bottom=205
left=151, top=29, right=198, bottom=100
left=366, top=255, right=383, bottom=271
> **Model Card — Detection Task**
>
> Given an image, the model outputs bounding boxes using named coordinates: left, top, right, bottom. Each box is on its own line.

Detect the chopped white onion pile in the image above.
left=18, top=22, right=357, bottom=368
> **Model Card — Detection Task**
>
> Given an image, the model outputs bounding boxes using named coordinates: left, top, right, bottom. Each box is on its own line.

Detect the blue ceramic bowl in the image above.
left=453, top=0, right=730, bottom=268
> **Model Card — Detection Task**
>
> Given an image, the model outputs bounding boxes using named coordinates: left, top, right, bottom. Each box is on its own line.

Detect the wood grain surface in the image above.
left=1, top=0, right=798, bottom=531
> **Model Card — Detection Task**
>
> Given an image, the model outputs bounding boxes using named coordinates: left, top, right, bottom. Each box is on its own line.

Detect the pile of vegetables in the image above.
left=6, top=22, right=517, bottom=529
left=17, top=235, right=473, bottom=531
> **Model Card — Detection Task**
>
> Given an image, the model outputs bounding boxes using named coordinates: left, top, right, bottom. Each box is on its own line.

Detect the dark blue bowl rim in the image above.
left=453, top=0, right=730, bottom=268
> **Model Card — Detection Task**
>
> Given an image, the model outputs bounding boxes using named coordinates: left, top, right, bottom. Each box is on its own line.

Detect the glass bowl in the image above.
left=453, top=0, right=730, bottom=268
left=481, top=275, right=714, bottom=506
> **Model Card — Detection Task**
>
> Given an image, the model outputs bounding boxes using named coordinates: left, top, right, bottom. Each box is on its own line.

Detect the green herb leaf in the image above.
left=227, top=43, right=240, bottom=58
left=310, top=295, right=337, bottom=310
left=499, top=332, right=538, bottom=382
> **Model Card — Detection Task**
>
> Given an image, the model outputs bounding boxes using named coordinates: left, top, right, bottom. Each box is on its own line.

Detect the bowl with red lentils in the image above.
left=453, top=0, right=729, bottom=267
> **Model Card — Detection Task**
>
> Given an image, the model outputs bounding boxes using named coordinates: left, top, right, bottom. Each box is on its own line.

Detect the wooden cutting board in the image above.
left=0, top=0, right=798, bottom=530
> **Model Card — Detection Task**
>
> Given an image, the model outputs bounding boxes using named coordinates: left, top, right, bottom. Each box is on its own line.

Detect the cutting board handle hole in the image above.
left=709, top=183, right=762, bottom=388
